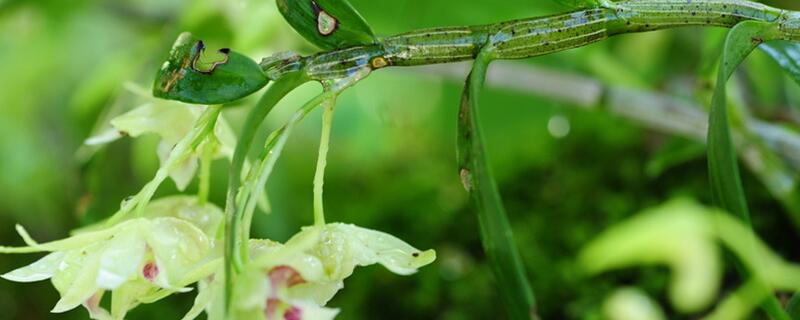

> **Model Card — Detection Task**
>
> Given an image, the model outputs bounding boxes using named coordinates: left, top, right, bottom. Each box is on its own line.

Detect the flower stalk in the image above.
left=312, top=96, right=336, bottom=226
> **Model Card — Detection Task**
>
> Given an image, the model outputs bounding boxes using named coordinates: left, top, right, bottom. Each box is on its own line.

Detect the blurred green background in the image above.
left=1, top=0, right=800, bottom=318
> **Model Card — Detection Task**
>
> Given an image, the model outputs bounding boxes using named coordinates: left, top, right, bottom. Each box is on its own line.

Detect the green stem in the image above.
left=222, top=68, right=367, bottom=318
left=457, top=48, right=537, bottom=319
left=235, top=71, right=368, bottom=265
left=222, top=74, right=306, bottom=317
left=105, top=106, right=221, bottom=226
left=264, top=0, right=800, bottom=81
left=238, top=91, right=337, bottom=258
left=312, top=96, right=336, bottom=226
left=198, top=137, right=216, bottom=205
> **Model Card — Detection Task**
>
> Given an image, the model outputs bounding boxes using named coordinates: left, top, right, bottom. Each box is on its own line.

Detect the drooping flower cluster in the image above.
left=1, top=196, right=224, bottom=319
left=186, top=223, right=436, bottom=320
left=2, top=197, right=437, bottom=320
left=0, top=45, right=437, bottom=318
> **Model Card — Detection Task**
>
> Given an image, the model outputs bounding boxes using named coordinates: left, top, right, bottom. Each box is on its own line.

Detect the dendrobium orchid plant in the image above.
left=6, top=0, right=800, bottom=318
left=0, top=27, right=436, bottom=318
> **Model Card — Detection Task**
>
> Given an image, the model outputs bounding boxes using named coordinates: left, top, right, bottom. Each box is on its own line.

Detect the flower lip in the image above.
left=268, top=265, right=306, bottom=289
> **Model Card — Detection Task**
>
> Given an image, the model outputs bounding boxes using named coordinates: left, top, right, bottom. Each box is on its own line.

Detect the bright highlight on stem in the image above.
left=313, top=96, right=336, bottom=226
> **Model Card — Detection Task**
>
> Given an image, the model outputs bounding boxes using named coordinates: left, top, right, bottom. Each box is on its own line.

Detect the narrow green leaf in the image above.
left=457, top=49, right=536, bottom=319
left=708, top=21, right=790, bottom=320
left=153, top=32, right=269, bottom=105
left=760, top=40, right=800, bottom=86
left=276, top=0, right=376, bottom=50
left=708, top=21, right=779, bottom=222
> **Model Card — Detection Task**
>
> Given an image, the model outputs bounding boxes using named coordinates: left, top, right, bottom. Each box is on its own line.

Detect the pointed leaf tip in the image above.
left=153, top=32, right=269, bottom=105
left=277, top=0, right=376, bottom=50
left=708, top=21, right=780, bottom=221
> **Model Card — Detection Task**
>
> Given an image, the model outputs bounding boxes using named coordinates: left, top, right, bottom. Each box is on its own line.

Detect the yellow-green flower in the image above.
left=185, top=223, right=436, bottom=320
left=85, top=88, right=236, bottom=190
left=1, top=196, right=223, bottom=319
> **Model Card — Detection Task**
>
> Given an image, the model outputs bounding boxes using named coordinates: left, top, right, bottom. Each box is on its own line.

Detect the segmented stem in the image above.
left=269, top=0, right=799, bottom=81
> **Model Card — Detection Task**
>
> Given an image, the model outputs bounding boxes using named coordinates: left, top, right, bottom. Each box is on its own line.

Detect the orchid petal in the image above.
left=157, top=140, right=199, bottom=191
left=233, top=268, right=270, bottom=311
left=289, top=299, right=339, bottom=320
left=2, top=252, right=64, bottom=282
left=182, top=279, right=218, bottom=320
left=110, top=279, right=159, bottom=319
left=310, top=223, right=436, bottom=278
left=143, top=196, right=223, bottom=238
left=52, top=251, right=102, bottom=313
left=146, top=217, right=212, bottom=287
left=110, top=103, right=198, bottom=144
left=84, top=128, right=125, bottom=146
left=96, top=227, right=147, bottom=289
left=84, top=291, right=112, bottom=320
left=0, top=220, right=140, bottom=254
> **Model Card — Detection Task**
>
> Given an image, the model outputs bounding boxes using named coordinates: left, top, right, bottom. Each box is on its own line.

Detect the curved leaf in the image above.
left=457, top=49, right=537, bottom=319
left=707, top=20, right=789, bottom=320
left=759, top=40, right=800, bottom=86
left=707, top=21, right=779, bottom=223
left=276, top=0, right=376, bottom=50
left=153, top=33, right=269, bottom=105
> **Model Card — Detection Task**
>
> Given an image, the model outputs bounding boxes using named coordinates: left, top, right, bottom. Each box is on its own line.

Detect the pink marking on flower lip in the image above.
left=268, top=265, right=305, bottom=289
left=265, top=298, right=280, bottom=319
left=284, top=306, right=302, bottom=320
left=142, top=262, right=159, bottom=281
left=84, top=291, right=102, bottom=310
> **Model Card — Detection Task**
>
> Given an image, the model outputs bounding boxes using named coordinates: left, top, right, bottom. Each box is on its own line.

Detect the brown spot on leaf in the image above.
left=311, top=0, right=338, bottom=36
left=460, top=168, right=473, bottom=191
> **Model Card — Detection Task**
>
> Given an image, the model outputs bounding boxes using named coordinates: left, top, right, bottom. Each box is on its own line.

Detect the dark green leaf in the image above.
left=153, top=32, right=269, bottom=105
left=760, top=40, right=800, bottom=86
left=457, top=50, right=536, bottom=320
left=276, top=0, right=376, bottom=50
left=708, top=21, right=791, bottom=320
left=708, top=21, right=780, bottom=221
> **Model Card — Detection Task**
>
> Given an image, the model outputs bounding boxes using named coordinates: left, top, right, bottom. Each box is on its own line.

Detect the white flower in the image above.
left=85, top=85, right=237, bottom=190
